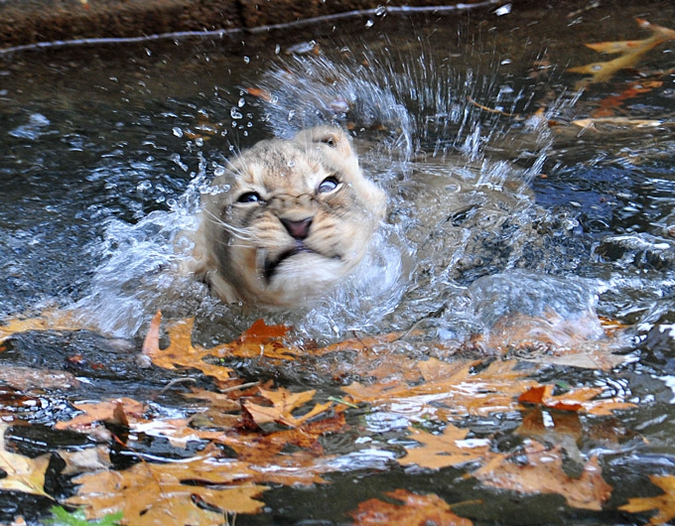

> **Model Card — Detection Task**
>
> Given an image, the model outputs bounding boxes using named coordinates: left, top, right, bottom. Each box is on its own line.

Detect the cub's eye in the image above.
left=317, top=176, right=340, bottom=194
left=237, top=191, right=263, bottom=203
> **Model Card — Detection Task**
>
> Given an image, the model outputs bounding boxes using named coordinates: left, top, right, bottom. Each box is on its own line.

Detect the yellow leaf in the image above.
left=567, top=18, right=675, bottom=87
left=0, top=424, right=50, bottom=498
left=619, top=474, right=675, bottom=525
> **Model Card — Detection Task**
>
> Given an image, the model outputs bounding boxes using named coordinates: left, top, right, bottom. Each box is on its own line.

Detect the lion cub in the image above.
left=191, top=127, right=387, bottom=308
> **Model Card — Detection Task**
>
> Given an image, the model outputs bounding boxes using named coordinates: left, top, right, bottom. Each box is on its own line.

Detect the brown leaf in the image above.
left=243, top=387, right=333, bottom=428
left=350, top=489, right=473, bottom=526
left=398, top=424, right=491, bottom=470
left=619, top=474, right=675, bottom=525
left=474, top=441, right=612, bottom=510
left=55, top=398, right=144, bottom=432
left=0, top=365, right=79, bottom=390
left=66, top=446, right=267, bottom=524
left=344, top=358, right=540, bottom=421
left=518, top=384, right=636, bottom=416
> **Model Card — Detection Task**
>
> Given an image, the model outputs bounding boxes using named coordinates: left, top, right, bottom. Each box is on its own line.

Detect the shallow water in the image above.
left=2, top=0, right=675, bottom=524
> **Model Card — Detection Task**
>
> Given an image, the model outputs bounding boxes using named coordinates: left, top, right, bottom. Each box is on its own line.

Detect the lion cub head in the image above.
left=191, top=127, right=387, bottom=307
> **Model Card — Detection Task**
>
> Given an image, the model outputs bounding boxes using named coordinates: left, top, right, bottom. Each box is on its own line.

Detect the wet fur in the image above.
left=190, top=127, right=386, bottom=307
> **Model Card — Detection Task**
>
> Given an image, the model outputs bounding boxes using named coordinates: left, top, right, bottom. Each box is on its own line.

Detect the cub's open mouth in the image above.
left=262, top=244, right=343, bottom=282
left=263, top=244, right=315, bottom=282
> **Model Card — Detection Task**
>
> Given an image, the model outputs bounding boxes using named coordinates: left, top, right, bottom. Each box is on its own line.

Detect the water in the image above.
left=2, top=0, right=675, bottom=524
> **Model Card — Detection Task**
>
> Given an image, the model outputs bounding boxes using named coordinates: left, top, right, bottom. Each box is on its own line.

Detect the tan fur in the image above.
left=190, top=126, right=387, bottom=307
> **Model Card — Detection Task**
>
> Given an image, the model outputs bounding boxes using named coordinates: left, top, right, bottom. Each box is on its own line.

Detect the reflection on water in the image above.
left=2, top=0, right=675, bottom=523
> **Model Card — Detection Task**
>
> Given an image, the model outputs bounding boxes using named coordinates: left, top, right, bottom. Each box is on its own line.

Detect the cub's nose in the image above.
left=280, top=217, right=313, bottom=240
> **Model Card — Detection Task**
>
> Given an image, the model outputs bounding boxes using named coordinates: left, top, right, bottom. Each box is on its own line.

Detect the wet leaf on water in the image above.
left=0, top=365, right=79, bottom=391
left=0, top=424, right=51, bottom=498
left=0, top=309, right=90, bottom=345
left=344, top=358, right=540, bottom=421
left=571, top=117, right=671, bottom=131
left=591, top=80, right=664, bottom=117
left=142, top=312, right=235, bottom=381
left=518, top=384, right=636, bottom=416
left=58, top=446, right=112, bottom=476
left=398, top=424, right=491, bottom=470
left=473, top=441, right=612, bottom=511
left=55, top=398, right=144, bottom=432
left=242, top=386, right=333, bottom=428
left=619, top=474, right=675, bottom=525
left=66, top=445, right=267, bottom=524
left=567, top=18, right=675, bottom=87
left=350, top=489, right=473, bottom=526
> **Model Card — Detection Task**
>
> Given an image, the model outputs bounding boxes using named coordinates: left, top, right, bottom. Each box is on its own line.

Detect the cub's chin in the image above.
left=189, top=126, right=387, bottom=309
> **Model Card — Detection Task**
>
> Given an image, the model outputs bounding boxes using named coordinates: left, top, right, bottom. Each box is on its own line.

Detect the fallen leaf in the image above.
left=518, top=384, right=636, bottom=416
left=142, top=313, right=235, bottom=381
left=243, top=387, right=333, bottom=428
left=567, top=18, right=675, bottom=87
left=473, top=441, right=611, bottom=510
left=0, top=365, right=79, bottom=390
left=0, top=424, right=51, bottom=498
left=350, top=489, right=473, bottom=526
left=398, top=424, right=491, bottom=470
left=0, top=309, right=89, bottom=344
left=66, top=445, right=266, bottom=524
left=619, top=474, right=675, bottom=525
left=344, top=358, right=540, bottom=421
left=55, top=398, right=145, bottom=432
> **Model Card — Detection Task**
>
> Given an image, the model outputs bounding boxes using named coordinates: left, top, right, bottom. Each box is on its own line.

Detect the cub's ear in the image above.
left=297, top=127, right=354, bottom=158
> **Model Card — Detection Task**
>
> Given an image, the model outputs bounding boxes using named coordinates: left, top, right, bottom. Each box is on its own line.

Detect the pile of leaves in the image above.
left=0, top=306, right=672, bottom=526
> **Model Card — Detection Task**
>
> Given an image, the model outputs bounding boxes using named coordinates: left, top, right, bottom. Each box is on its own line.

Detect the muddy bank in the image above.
left=0, top=0, right=506, bottom=50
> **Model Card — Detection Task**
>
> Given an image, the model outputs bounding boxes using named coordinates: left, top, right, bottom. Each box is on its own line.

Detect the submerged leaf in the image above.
left=398, top=424, right=491, bottom=470
left=350, top=489, right=473, bottom=526
left=473, top=442, right=611, bottom=510
left=567, top=18, right=675, bottom=87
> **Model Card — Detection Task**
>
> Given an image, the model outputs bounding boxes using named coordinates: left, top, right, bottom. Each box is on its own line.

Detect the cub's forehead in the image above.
left=230, top=142, right=328, bottom=191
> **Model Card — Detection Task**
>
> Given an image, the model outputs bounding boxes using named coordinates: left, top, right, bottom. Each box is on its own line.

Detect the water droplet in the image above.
left=244, top=56, right=250, bottom=64
left=172, top=127, right=183, bottom=138
left=137, top=180, right=152, bottom=192
left=238, top=97, right=246, bottom=108
left=500, top=58, right=512, bottom=65
left=230, top=107, right=243, bottom=119
left=365, top=19, right=374, bottom=28
left=375, top=5, right=386, bottom=16
left=495, top=3, right=512, bottom=16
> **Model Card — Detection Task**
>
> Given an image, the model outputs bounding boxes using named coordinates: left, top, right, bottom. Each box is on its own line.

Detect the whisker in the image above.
left=203, top=209, right=254, bottom=241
